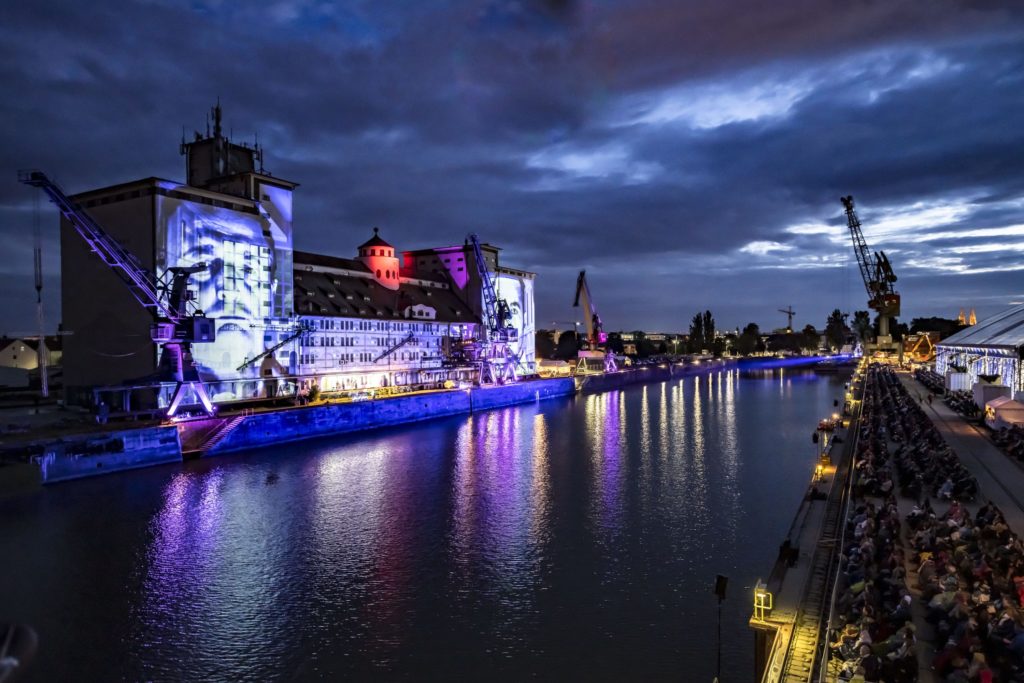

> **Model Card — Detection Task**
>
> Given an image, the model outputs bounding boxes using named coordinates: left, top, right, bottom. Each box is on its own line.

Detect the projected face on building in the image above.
left=496, top=273, right=536, bottom=369
left=154, top=184, right=294, bottom=392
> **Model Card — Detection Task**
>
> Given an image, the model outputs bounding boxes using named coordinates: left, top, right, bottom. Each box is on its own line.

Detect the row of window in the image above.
left=313, top=319, right=438, bottom=333
left=300, top=334, right=441, bottom=348
left=299, top=351, right=429, bottom=366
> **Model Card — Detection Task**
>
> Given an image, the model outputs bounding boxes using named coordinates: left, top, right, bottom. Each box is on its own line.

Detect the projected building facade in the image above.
left=60, top=105, right=534, bottom=407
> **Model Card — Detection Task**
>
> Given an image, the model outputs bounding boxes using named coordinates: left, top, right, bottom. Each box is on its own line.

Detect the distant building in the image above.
left=58, top=105, right=534, bottom=407
left=615, top=332, right=684, bottom=356
left=0, top=336, right=62, bottom=370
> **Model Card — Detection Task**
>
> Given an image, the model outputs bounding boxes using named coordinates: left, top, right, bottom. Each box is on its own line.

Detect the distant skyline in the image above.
left=2, top=1, right=1023, bottom=335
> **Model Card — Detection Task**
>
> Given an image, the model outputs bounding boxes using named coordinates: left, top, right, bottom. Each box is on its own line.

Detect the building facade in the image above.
left=289, top=243, right=479, bottom=394
left=59, top=105, right=533, bottom=408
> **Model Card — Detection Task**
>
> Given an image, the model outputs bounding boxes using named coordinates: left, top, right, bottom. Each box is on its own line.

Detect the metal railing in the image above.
left=815, top=368, right=867, bottom=681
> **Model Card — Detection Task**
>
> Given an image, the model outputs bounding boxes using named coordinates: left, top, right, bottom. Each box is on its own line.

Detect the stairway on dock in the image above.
left=197, top=415, right=246, bottom=453
left=178, top=414, right=247, bottom=456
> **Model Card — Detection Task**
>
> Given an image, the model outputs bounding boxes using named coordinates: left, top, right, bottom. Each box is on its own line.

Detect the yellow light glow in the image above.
left=753, top=580, right=773, bottom=621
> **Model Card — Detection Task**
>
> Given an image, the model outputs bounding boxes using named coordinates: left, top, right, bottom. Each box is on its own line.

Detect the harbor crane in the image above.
left=466, top=233, right=520, bottom=384
left=573, top=270, right=617, bottom=373
left=841, top=195, right=901, bottom=354
left=19, top=170, right=216, bottom=417
left=237, top=322, right=310, bottom=372
left=778, top=306, right=795, bottom=333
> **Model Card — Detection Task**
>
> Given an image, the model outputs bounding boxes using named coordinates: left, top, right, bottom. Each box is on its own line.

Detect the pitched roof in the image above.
left=293, top=260, right=478, bottom=324
left=937, top=304, right=1024, bottom=350
left=358, top=227, right=392, bottom=250
left=0, top=336, right=61, bottom=353
left=294, top=250, right=369, bottom=273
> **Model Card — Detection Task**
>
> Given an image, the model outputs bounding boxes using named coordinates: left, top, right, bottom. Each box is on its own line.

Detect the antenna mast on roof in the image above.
left=32, top=186, right=48, bottom=398
left=213, top=97, right=222, bottom=138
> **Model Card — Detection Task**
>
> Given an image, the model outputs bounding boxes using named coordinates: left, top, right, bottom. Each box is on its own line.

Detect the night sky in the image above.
left=2, top=1, right=1023, bottom=335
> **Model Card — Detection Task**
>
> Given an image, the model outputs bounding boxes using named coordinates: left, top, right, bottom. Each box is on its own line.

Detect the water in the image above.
left=0, top=367, right=847, bottom=681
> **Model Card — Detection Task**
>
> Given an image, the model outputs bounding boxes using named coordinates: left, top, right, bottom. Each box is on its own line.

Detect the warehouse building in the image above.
left=59, top=105, right=535, bottom=408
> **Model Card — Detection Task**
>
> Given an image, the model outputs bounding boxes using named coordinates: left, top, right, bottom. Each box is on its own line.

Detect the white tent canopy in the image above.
left=937, top=303, right=1024, bottom=397
left=985, top=395, right=1024, bottom=430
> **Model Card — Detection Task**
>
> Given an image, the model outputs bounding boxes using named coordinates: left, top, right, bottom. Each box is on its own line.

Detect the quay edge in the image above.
left=5, top=360, right=746, bottom=486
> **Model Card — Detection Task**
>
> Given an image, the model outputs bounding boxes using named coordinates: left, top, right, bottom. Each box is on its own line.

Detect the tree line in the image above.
left=535, top=308, right=967, bottom=360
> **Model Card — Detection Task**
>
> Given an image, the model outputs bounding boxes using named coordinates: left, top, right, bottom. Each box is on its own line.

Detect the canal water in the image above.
left=0, top=366, right=846, bottom=681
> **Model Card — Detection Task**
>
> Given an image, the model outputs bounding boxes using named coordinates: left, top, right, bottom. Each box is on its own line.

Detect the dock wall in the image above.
left=210, top=377, right=577, bottom=454
left=15, top=360, right=740, bottom=483
left=38, top=426, right=181, bottom=483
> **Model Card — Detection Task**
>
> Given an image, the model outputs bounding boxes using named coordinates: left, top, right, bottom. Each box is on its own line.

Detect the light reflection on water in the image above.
left=0, top=367, right=847, bottom=682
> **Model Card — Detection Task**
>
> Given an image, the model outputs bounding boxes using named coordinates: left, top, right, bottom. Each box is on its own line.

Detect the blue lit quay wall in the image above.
left=209, top=378, right=577, bottom=454
left=38, top=426, right=182, bottom=484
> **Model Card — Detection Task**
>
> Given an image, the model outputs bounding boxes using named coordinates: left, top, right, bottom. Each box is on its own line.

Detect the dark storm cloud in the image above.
left=0, top=0, right=1022, bottom=334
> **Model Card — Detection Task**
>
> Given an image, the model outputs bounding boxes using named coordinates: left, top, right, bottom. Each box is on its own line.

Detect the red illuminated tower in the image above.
left=357, top=228, right=400, bottom=291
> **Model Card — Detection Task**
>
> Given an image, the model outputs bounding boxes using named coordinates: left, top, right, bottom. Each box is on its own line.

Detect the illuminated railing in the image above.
left=753, top=581, right=773, bottom=621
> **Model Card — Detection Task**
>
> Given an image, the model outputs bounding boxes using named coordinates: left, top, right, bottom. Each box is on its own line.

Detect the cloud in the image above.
left=0, top=0, right=1022, bottom=334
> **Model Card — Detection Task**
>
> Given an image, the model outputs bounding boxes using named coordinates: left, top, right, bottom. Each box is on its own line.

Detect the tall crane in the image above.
left=466, top=233, right=519, bottom=384
left=778, top=306, right=795, bottom=334
left=19, top=170, right=216, bottom=417
left=841, top=195, right=900, bottom=351
left=573, top=270, right=616, bottom=373
left=843, top=193, right=901, bottom=350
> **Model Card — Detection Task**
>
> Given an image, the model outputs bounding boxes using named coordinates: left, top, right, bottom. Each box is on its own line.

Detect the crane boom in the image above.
left=466, top=233, right=519, bottom=383
left=19, top=170, right=216, bottom=416
left=840, top=195, right=901, bottom=347
left=572, top=270, right=616, bottom=373
left=841, top=195, right=875, bottom=303
left=467, top=233, right=506, bottom=340
left=573, top=271, right=607, bottom=349
left=19, top=170, right=173, bottom=319
left=237, top=323, right=308, bottom=372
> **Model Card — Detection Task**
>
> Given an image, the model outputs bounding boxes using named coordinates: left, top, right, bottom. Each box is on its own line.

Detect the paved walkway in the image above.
left=897, top=372, right=1024, bottom=538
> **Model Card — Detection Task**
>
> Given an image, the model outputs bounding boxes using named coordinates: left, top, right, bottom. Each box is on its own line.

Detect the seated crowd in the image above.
left=993, top=426, right=1024, bottom=463
left=913, top=369, right=981, bottom=419
left=829, top=364, right=1019, bottom=682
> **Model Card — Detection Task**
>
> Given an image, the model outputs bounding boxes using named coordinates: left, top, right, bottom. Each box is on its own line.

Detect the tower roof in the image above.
left=359, top=227, right=392, bottom=250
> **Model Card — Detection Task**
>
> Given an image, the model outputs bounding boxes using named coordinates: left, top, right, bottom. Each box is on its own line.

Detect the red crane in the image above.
left=573, top=270, right=616, bottom=373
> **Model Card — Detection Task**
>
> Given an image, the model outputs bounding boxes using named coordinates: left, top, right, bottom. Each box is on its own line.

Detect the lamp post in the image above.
left=714, top=574, right=728, bottom=682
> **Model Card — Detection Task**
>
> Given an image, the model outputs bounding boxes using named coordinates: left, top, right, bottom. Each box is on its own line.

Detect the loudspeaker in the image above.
left=714, top=574, right=728, bottom=601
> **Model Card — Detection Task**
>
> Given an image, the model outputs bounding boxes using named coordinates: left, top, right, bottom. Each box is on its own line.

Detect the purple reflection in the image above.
left=363, top=439, right=419, bottom=663
left=449, top=407, right=544, bottom=640
left=602, top=391, right=622, bottom=524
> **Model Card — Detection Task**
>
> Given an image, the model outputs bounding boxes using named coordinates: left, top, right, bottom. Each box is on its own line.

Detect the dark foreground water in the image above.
left=0, top=367, right=847, bottom=681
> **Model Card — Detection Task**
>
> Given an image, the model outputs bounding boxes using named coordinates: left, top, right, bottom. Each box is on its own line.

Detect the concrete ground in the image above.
left=897, top=371, right=1024, bottom=537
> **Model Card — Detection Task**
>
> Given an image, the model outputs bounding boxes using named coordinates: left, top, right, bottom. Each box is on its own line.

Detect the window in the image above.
left=220, top=239, right=271, bottom=317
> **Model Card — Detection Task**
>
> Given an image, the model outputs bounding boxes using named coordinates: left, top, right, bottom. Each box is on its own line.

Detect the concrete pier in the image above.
left=4, top=360, right=743, bottom=483
left=750, top=365, right=862, bottom=683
